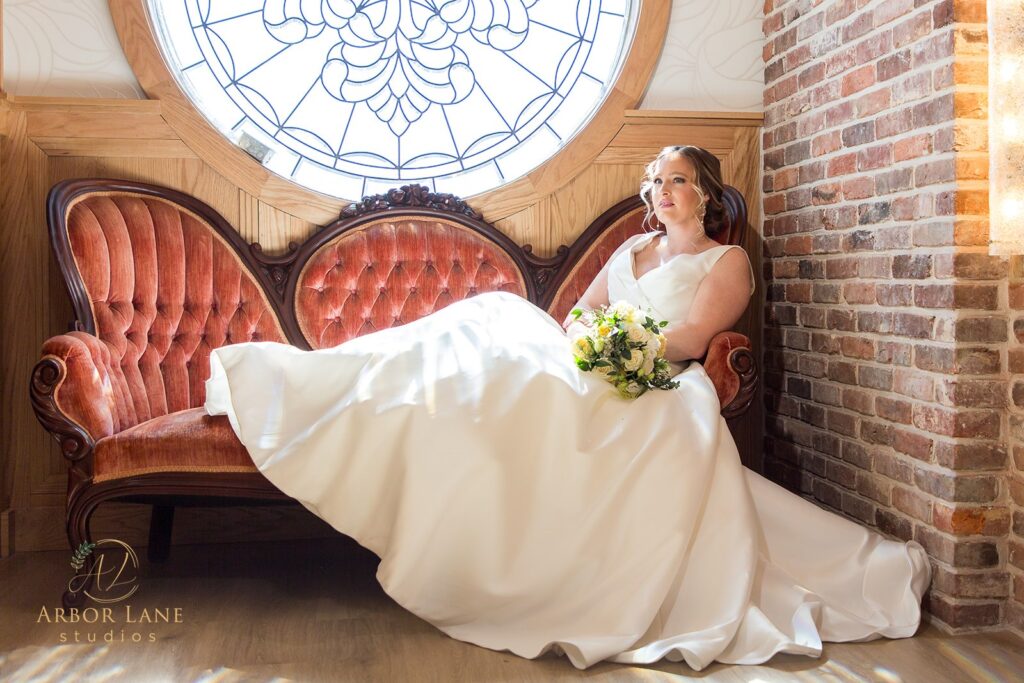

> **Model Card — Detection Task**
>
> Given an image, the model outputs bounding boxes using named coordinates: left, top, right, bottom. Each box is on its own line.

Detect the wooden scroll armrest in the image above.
left=700, top=331, right=757, bottom=419
left=30, top=332, right=123, bottom=464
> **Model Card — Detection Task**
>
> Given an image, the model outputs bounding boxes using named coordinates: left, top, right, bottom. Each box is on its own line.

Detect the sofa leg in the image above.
left=64, top=494, right=96, bottom=608
left=147, top=504, right=175, bottom=563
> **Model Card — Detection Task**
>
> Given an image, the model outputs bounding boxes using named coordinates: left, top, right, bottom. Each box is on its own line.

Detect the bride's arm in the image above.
left=562, top=267, right=612, bottom=331
left=560, top=234, right=646, bottom=331
left=662, top=248, right=754, bottom=362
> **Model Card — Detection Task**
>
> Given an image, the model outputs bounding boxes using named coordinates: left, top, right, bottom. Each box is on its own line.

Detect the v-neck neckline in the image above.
left=629, top=232, right=722, bottom=282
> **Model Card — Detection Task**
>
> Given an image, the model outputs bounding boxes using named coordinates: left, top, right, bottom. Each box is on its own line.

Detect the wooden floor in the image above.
left=1, top=535, right=1022, bottom=682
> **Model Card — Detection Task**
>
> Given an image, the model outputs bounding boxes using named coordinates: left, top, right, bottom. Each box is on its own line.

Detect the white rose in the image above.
left=640, top=354, right=656, bottom=377
left=623, top=348, right=644, bottom=371
left=625, top=322, right=647, bottom=342
left=645, top=335, right=660, bottom=356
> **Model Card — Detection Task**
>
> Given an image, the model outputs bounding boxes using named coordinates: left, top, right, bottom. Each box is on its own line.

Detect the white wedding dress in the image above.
left=204, top=230, right=931, bottom=671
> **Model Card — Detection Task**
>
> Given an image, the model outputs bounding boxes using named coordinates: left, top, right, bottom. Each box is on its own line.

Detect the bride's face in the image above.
left=650, top=155, right=704, bottom=227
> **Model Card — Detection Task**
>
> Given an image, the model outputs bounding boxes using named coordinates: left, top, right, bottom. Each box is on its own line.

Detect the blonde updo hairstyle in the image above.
left=639, top=145, right=728, bottom=238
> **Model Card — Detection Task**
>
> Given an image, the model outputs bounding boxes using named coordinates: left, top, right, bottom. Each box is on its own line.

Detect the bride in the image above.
left=204, top=145, right=932, bottom=671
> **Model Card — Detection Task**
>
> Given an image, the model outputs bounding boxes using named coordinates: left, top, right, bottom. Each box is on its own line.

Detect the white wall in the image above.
left=3, top=0, right=144, bottom=98
left=3, top=0, right=763, bottom=111
left=639, top=0, right=764, bottom=111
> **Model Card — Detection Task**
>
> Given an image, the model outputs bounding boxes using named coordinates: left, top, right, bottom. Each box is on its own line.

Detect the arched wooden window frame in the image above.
left=110, top=1, right=669, bottom=224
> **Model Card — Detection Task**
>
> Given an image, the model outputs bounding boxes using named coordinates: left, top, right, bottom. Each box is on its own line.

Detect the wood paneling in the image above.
left=0, top=96, right=764, bottom=552
left=1, top=100, right=63, bottom=521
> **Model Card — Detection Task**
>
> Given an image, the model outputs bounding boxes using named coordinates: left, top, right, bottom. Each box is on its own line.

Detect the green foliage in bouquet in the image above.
left=568, top=301, right=681, bottom=399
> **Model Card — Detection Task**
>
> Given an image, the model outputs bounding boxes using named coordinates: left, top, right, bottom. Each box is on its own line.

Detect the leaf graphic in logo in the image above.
left=70, top=541, right=96, bottom=571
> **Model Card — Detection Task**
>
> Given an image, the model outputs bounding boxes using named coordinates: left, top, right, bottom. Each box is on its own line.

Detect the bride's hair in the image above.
left=639, top=145, right=728, bottom=238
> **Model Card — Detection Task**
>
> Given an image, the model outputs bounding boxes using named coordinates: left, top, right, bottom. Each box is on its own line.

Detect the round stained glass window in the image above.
left=147, top=0, right=638, bottom=200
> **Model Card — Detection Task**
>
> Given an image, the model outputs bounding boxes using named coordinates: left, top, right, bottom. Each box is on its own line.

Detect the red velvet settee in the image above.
left=31, top=179, right=756, bottom=606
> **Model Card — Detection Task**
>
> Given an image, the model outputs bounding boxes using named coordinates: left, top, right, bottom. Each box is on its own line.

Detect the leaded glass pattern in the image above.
left=148, top=0, right=637, bottom=199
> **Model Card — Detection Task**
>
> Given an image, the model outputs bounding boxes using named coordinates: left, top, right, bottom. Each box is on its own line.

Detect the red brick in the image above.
left=893, top=133, right=932, bottom=161
left=934, top=253, right=1010, bottom=280
left=933, top=441, right=1007, bottom=471
left=931, top=565, right=1009, bottom=600
left=893, top=71, right=932, bottom=104
left=812, top=183, right=841, bottom=204
left=857, top=471, right=893, bottom=505
left=877, top=396, right=914, bottom=424
left=925, top=592, right=1002, bottom=627
left=874, top=450, right=915, bottom=485
left=893, top=485, right=932, bottom=522
left=861, top=419, right=893, bottom=445
left=841, top=64, right=877, bottom=96
left=857, top=144, right=892, bottom=170
left=877, top=50, right=913, bottom=82
left=853, top=87, right=892, bottom=117
left=799, top=62, right=827, bottom=89
left=826, top=0, right=858, bottom=26
left=842, top=388, right=875, bottom=415
left=893, top=9, right=933, bottom=49
left=828, top=360, right=858, bottom=385
left=828, top=309, right=856, bottom=331
left=877, top=340, right=913, bottom=366
left=843, top=282, right=876, bottom=304
left=827, top=153, right=857, bottom=177
left=912, top=404, right=1001, bottom=438
left=811, top=130, right=842, bottom=156
left=894, top=369, right=934, bottom=401
left=876, top=107, right=914, bottom=138
left=841, top=336, right=875, bottom=360
left=774, top=167, right=800, bottom=190
left=953, top=317, right=1008, bottom=343
left=813, top=478, right=844, bottom=510
left=786, top=282, right=812, bottom=303
left=825, top=100, right=855, bottom=127
left=933, top=503, right=1010, bottom=536
left=765, top=193, right=786, bottom=215
left=873, top=0, right=915, bottom=27
left=893, top=428, right=934, bottom=460
left=876, top=283, right=913, bottom=306
left=915, top=158, right=956, bottom=187
left=828, top=409, right=858, bottom=436
left=915, top=468, right=1000, bottom=504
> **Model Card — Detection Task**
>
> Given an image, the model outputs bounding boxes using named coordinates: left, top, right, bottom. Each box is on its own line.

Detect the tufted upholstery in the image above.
left=92, top=408, right=258, bottom=483
left=62, top=193, right=287, bottom=430
left=296, top=217, right=527, bottom=349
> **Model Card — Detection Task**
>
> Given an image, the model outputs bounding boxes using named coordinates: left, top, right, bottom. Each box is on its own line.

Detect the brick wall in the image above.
left=761, top=0, right=1023, bottom=635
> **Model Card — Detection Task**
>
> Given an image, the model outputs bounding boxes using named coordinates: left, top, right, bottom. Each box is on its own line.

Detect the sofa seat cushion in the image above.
left=93, top=407, right=257, bottom=483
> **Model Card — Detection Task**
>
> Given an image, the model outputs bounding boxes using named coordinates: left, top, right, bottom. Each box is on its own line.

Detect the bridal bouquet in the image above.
left=568, top=301, right=681, bottom=399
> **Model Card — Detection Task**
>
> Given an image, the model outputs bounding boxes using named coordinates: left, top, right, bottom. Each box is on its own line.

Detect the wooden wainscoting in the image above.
left=0, top=94, right=763, bottom=553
